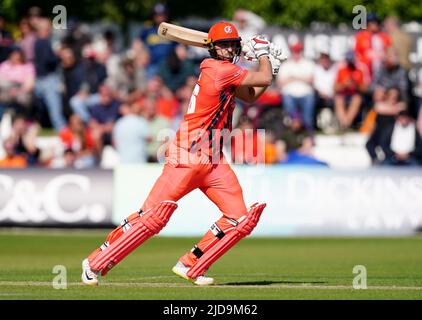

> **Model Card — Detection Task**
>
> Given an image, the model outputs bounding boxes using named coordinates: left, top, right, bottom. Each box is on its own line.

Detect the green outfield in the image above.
left=0, top=229, right=421, bottom=300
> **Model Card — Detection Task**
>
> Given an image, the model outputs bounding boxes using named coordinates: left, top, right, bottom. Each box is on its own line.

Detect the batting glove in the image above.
left=242, top=42, right=257, bottom=61
left=269, top=43, right=287, bottom=62
left=247, top=35, right=271, bottom=58
left=268, top=54, right=282, bottom=75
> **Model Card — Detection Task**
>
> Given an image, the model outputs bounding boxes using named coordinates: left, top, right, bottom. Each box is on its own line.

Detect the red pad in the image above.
left=187, top=203, right=266, bottom=279
left=90, top=201, right=178, bottom=276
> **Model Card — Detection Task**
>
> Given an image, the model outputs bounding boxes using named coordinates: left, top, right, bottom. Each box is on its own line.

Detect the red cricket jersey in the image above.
left=175, top=58, right=248, bottom=155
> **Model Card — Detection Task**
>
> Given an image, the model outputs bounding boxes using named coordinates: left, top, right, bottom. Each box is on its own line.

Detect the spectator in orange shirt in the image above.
left=0, top=137, right=27, bottom=168
left=60, top=113, right=95, bottom=152
left=354, top=12, right=391, bottom=81
left=334, top=51, right=367, bottom=130
left=144, top=77, right=179, bottom=120
left=59, top=114, right=96, bottom=168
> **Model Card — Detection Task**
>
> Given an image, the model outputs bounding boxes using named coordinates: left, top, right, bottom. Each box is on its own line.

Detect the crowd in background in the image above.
left=1, top=4, right=422, bottom=168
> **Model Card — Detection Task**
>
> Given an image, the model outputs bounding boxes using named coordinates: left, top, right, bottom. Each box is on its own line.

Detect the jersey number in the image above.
left=187, top=83, right=200, bottom=114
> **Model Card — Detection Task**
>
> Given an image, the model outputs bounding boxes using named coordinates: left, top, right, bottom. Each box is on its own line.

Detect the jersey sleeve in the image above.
left=215, top=62, right=248, bottom=90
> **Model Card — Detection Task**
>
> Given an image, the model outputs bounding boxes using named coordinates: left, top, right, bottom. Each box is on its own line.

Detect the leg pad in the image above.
left=90, top=201, right=177, bottom=276
left=187, top=203, right=265, bottom=279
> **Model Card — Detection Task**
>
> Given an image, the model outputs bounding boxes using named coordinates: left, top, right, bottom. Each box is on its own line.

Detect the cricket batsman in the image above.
left=82, top=21, right=285, bottom=286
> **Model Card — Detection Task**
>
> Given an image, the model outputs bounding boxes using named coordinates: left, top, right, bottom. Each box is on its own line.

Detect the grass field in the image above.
left=0, top=229, right=421, bottom=300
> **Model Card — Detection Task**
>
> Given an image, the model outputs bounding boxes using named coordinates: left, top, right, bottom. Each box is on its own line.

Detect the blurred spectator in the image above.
left=27, top=6, right=42, bottom=30
left=0, top=47, right=35, bottom=118
left=135, top=3, right=175, bottom=79
left=113, top=102, right=150, bottom=164
left=232, top=9, right=266, bottom=41
left=60, top=47, right=85, bottom=108
left=141, top=95, right=171, bottom=162
left=49, top=148, right=77, bottom=168
left=354, top=13, right=391, bottom=81
left=158, top=44, right=195, bottom=92
left=59, top=114, right=95, bottom=168
left=33, top=18, right=66, bottom=131
left=372, top=48, right=408, bottom=104
left=7, top=114, right=40, bottom=166
left=61, top=18, right=92, bottom=61
left=84, top=50, right=108, bottom=92
left=383, top=16, right=412, bottom=71
left=143, top=77, right=179, bottom=120
left=334, top=51, right=367, bottom=130
left=275, top=113, right=327, bottom=166
left=277, top=41, right=315, bottom=130
left=0, top=137, right=28, bottom=168
left=107, top=53, right=147, bottom=104
left=382, top=110, right=422, bottom=166
left=0, top=15, right=13, bottom=63
left=68, top=50, right=108, bottom=123
left=314, top=52, right=337, bottom=109
left=313, top=51, right=338, bottom=132
left=366, top=87, right=406, bottom=164
left=89, top=84, right=121, bottom=158
left=17, top=18, right=36, bottom=62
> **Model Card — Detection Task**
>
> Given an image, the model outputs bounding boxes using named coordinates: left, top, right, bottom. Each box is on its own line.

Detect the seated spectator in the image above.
left=313, top=51, right=338, bottom=132
left=140, top=95, right=171, bottom=162
left=372, top=48, right=408, bottom=105
left=0, top=47, right=35, bottom=118
left=60, top=47, right=86, bottom=110
left=107, top=54, right=147, bottom=104
left=89, top=84, right=121, bottom=158
left=333, top=51, right=367, bottom=130
left=7, top=114, right=40, bottom=166
left=274, top=112, right=327, bottom=166
left=113, top=102, right=150, bottom=164
left=277, top=41, right=315, bottom=130
left=157, top=44, right=195, bottom=92
left=382, top=110, right=422, bottom=166
left=59, top=114, right=95, bottom=168
left=277, top=113, right=313, bottom=154
left=0, top=137, right=28, bottom=168
left=49, top=148, right=77, bottom=168
left=314, top=51, right=337, bottom=108
left=144, top=77, right=179, bottom=120
left=366, top=87, right=406, bottom=164
left=69, top=48, right=108, bottom=123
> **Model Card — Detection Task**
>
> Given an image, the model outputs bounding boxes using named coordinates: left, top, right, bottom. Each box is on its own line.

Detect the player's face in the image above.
left=215, top=41, right=240, bottom=61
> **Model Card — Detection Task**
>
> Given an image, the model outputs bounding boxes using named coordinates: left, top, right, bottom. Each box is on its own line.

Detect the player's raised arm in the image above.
left=235, top=37, right=284, bottom=103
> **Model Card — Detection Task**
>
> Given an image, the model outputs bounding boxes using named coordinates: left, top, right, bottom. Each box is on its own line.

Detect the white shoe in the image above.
left=172, top=261, right=214, bottom=286
left=81, top=258, right=99, bottom=286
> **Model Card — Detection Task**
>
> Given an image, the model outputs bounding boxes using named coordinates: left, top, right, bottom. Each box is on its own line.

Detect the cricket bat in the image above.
left=157, top=22, right=209, bottom=48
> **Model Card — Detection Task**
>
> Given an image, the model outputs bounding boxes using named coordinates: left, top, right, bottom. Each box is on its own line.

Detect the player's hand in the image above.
left=242, top=42, right=257, bottom=61
left=268, top=54, right=282, bottom=75
left=269, top=43, right=287, bottom=62
left=247, top=35, right=270, bottom=58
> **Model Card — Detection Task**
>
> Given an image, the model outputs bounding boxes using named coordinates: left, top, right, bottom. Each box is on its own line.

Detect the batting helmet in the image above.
left=207, top=21, right=242, bottom=62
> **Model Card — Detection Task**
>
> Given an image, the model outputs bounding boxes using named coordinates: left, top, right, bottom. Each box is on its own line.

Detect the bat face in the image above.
left=157, top=22, right=209, bottom=48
